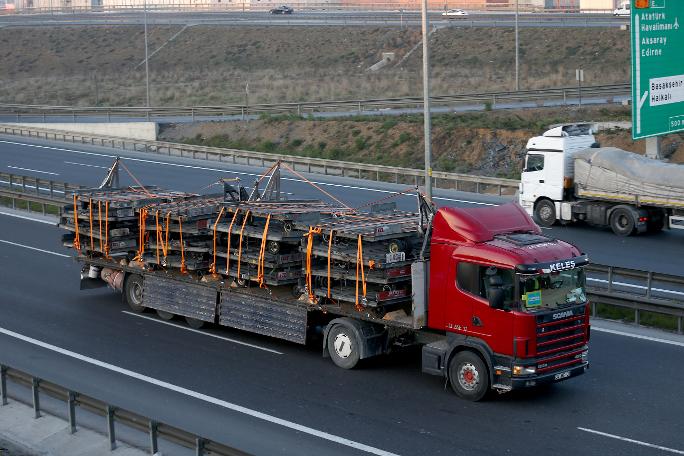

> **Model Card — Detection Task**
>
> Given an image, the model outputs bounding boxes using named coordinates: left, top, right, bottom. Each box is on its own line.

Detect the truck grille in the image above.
left=536, top=314, right=587, bottom=373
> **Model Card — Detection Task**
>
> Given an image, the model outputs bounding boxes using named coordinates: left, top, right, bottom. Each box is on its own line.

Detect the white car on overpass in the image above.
left=441, top=9, right=468, bottom=18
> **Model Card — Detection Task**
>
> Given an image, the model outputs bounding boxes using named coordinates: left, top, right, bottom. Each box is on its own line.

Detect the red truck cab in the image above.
left=422, top=203, right=590, bottom=400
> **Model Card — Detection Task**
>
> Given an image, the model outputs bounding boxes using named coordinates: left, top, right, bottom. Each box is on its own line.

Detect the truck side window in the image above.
left=456, top=262, right=480, bottom=297
left=525, top=154, right=544, bottom=172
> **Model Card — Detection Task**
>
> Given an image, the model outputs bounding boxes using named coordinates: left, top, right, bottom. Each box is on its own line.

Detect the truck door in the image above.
left=520, top=153, right=546, bottom=205
left=455, top=262, right=513, bottom=355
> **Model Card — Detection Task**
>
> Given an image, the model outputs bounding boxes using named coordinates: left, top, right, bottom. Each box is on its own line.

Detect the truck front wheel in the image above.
left=449, top=351, right=489, bottom=401
left=124, top=274, right=146, bottom=313
left=534, top=200, right=556, bottom=227
left=327, top=323, right=361, bottom=369
left=610, top=207, right=635, bottom=236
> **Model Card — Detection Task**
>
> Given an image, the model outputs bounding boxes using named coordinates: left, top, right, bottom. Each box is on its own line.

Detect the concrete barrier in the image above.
left=7, top=122, right=158, bottom=141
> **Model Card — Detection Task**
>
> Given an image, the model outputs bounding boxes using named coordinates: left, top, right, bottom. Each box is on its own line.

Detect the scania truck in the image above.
left=65, top=161, right=590, bottom=401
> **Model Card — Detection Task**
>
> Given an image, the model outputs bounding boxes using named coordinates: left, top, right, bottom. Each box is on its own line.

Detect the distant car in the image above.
left=270, top=5, right=293, bottom=14
left=441, top=9, right=468, bottom=17
left=613, top=5, right=630, bottom=16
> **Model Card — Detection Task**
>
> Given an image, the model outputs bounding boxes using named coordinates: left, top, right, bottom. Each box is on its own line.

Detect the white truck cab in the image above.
left=519, top=124, right=597, bottom=225
left=613, top=2, right=630, bottom=17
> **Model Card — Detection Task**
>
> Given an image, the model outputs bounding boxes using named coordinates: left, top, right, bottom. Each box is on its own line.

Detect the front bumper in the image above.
left=511, top=362, right=589, bottom=389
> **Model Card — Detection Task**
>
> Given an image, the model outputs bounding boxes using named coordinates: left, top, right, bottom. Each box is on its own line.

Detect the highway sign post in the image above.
left=631, top=0, right=684, bottom=140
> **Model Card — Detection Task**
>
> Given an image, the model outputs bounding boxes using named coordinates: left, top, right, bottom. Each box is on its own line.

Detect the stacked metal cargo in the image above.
left=60, top=159, right=428, bottom=319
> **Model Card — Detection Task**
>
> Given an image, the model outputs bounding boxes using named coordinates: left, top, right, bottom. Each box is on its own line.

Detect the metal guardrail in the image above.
left=0, top=365, right=246, bottom=456
left=0, top=84, right=631, bottom=122
left=586, top=264, right=684, bottom=334
left=0, top=124, right=520, bottom=195
left=1, top=175, right=683, bottom=334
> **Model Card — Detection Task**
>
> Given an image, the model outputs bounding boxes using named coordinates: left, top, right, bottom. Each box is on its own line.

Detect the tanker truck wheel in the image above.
left=327, top=323, right=361, bottom=369
left=448, top=351, right=489, bottom=401
left=124, top=274, right=146, bottom=313
left=533, top=200, right=556, bottom=227
left=156, top=310, right=175, bottom=321
left=185, top=317, right=205, bottom=329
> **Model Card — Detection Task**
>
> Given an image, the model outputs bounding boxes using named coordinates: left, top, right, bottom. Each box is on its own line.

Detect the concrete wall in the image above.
left=9, top=122, right=158, bottom=141
left=580, top=0, right=614, bottom=11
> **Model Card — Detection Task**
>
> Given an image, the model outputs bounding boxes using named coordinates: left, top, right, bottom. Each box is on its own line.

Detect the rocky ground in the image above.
left=160, top=105, right=684, bottom=178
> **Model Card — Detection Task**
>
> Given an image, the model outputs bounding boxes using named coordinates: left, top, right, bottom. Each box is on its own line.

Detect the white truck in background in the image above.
left=518, top=124, right=684, bottom=236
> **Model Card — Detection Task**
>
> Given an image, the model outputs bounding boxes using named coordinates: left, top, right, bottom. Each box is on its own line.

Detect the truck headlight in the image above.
left=513, top=365, right=536, bottom=376
left=581, top=350, right=589, bottom=363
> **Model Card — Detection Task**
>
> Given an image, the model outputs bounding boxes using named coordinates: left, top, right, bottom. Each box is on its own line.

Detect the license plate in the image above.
left=554, top=371, right=571, bottom=381
left=386, top=252, right=405, bottom=263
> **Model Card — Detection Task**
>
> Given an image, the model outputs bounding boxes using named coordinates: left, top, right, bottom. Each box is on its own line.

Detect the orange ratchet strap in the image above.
left=209, top=207, right=226, bottom=275
left=236, top=210, right=251, bottom=282
left=327, top=229, right=334, bottom=298
left=305, top=227, right=322, bottom=302
left=257, top=214, right=272, bottom=288
left=355, top=235, right=367, bottom=311
left=72, top=194, right=81, bottom=252
left=88, top=198, right=94, bottom=252
left=225, top=208, right=241, bottom=276
left=178, top=216, right=187, bottom=274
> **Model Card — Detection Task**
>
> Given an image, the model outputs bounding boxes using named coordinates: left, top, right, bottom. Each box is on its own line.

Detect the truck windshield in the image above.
left=517, top=268, right=587, bottom=312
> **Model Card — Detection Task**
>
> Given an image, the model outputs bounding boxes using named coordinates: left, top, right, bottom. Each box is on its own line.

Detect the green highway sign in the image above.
left=631, top=0, right=684, bottom=139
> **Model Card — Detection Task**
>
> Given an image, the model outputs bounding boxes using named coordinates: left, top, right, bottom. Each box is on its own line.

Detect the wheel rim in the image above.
left=617, top=214, right=629, bottom=229
left=130, top=282, right=142, bottom=305
left=333, top=333, right=353, bottom=359
left=539, top=204, right=553, bottom=222
left=458, top=362, right=480, bottom=391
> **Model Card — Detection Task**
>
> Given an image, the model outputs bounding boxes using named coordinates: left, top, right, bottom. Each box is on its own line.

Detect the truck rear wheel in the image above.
left=124, top=274, right=146, bottom=313
left=448, top=351, right=489, bottom=401
left=327, top=323, right=361, bottom=369
left=610, top=207, right=635, bottom=236
left=185, top=317, right=206, bottom=329
left=534, top=200, right=556, bottom=227
left=156, top=310, right=175, bottom=320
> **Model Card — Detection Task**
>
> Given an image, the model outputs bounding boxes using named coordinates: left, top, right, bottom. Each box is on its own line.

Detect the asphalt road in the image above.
left=0, top=10, right=628, bottom=28
left=1, top=134, right=683, bottom=274
left=1, top=210, right=684, bottom=456
left=1, top=136, right=684, bottom=455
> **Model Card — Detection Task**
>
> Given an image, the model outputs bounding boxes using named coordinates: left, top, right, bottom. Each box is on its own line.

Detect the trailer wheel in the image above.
left=448, top=351, right=489, bottom=401
left=185, top=317, right=205, bottom=329
left=156, top=310, right=174, bottom=320
left=327, top=323, right=360, bottom=369
left=533, top=199, right=556, bottom=227
left=610, top=207, right=635, bottom=236
left=124, top=274, right=146, bottom=313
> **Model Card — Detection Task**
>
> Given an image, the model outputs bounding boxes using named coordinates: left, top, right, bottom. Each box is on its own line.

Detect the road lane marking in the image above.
left=122, top=311, right=283, bottom=355
left=0, top=211, right=57, bottom=225
left=590, top=327, right=684, bottom=348
left=0, top=239, right=70, bottom=258
left=0, top=139, right=498, bottom=206
left=0, top=326, right=401, bottom=456
left=64, top=161, right=109, bottom=169
left=577, top=427, right=684, bottom=454
left=587, top=277, right=684, bottom=297
left=7, top=165, right=59, bottom=176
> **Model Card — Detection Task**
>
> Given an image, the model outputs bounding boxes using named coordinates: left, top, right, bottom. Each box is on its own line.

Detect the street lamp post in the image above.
left=144, top=0, right=150, bottom=107
left=421, top=0, right=432, bottom=200
left=515, top=0, right=519, bottom=91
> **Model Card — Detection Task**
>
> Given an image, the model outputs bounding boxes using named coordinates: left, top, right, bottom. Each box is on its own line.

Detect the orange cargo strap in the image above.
left=355, top=235, right=367, bottom=311
left=257, top=214, right=272, bottom=288
left=209, top=207, right=226, bottom=275
left=98, top=201, right=103, bottom=254
left=134, top=207, right=148, bottom=262
left=327, top=229, right=334, bottom=298
left=178, top=216, right=187, bottom=274
left=104, top=201, right=110, bottom=257
left=72, top=194, right=81, bottom=252
left=155, top=212, right=171, bottom=265
left=305, top=227, right=321, bottom=302
left=225, top=208, right=241, bottom=276
left=236, top=210, right=251, bottom=281
left=88, top=198, right=94, bottom=252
